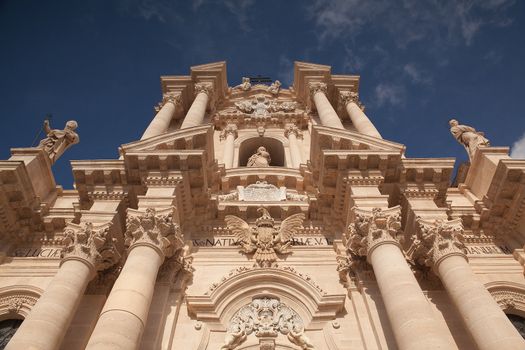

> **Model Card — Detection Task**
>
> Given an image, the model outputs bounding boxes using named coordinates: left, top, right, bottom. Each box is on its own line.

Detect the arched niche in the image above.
left=0, top=285, right=42, bottom=321
left=238, top=137, right=286, bottom=167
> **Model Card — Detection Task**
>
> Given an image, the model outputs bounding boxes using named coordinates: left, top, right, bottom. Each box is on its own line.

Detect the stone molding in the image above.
left=345, top=206, right=402, bottom=258
left=487, top=282, right=525, bottom=314
left=61, top=221, right=120, bottom=273
left=125, top=207, right=184, bottom=258
left=221, top=297, right=314, bottom=350
left=407, top=217, right=467, bottom=270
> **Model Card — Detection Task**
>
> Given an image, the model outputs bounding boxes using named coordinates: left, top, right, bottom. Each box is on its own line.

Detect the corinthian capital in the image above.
left=194, top=82, right=214, bottom=97
left=61, top=222, right=120, bottom=272
left=408, top=218, right=466, bottom=269
left=345, top=206, right=402, bottom=258
left=219, top=123, right=238, bottom=140
left=339, top=91, right=363, bottom=109
left=308, top=82, right=327, bottom=97
left=125, top=207, right=184, bottom=258
left=284, top=123, right=302, bottom=138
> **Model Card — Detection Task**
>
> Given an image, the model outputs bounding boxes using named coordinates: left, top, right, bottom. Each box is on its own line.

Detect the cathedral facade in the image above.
left=1, top=61, right=525, bottom=349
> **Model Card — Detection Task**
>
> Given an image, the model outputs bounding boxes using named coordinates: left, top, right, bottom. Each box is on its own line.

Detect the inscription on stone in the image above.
left=11, top=247, right=62, bottom=258
left=192, top=236, right=333, bottom=247
left=465, top=245, right=512, bottom=255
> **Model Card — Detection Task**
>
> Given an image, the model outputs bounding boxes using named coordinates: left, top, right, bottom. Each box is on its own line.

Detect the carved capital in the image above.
left=125, top=207, right=184, bottom=258
left=284, top=123, right=302, bottom=138
left=61, top=221, right=120, bottom=272
left=345, top=206, right=402, bottom=259
left=308, top=82, right=327, bottom=97
left=194, top=82, right=214, bottom=97
left=339, top=91, right=363, bottom=109
left=408, top=218, right=467, bottom=269
left=220, top=123, right=238, bottom=141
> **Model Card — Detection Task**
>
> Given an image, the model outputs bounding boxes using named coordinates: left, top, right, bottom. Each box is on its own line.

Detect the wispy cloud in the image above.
left=277, top=55, right=294, bottom=86
left=511, top=133, right=525, bottom=159
left=375, top=83, right=406, bottom=107
left=117, top=0, right=183, bottom=23
left=403, top=63, right=432, bottom=85
left=193, top=0, right=255, bottom=32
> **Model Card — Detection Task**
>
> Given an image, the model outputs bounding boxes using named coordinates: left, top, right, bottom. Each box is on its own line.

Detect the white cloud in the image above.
left=403, top=63, right=432, bottom=85
left=510, top=133, right=525, bottom=159
left=117, top=0, right=183, bottom=23
left=375, top=83, right=405, bottom=107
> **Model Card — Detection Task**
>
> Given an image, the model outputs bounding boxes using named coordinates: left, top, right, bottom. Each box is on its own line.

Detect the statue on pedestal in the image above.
left=37, top=120, right=79, bottom=164
left=449, top=119, right=490, bottom=161
left=247, top=146, right=271, bottom=167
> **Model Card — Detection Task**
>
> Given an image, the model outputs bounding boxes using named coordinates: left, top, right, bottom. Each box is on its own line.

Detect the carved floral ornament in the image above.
left=125, top=207, right=184, bottom=258
left=61, top=221, right=120, bottom=272
left=234, top=95, right=297, bottom=117
left=225, top=208, right=305, bottom=267
left=344, top=206, right=402, bottom=259
left=308, top=82, right=327, bottom=97
left=407, top=217, right=467, bottom=269
left=338, top=91, right=364, bottom=109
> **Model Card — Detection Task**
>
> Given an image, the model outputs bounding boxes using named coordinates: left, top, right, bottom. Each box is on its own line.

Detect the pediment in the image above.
left=311, top=125, right=405, bottom=153
left=120, top=125, right=213, bottom=153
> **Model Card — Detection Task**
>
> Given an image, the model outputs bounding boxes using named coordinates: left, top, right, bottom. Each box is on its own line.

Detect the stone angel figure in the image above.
left=37, top=119, right=79, bottom=164
left=234, top=77, right=252, bottom=91
left=268, top=80, right=281, bottom=95
left=225, top=208, right=305, bottom=267
left=247, top=146, right=271, bottom=167
left=449, top=119, right=490, bottom=161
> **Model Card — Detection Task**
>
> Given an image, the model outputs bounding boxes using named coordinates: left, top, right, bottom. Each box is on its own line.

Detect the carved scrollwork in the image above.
left=61, top=221, right=120, bottom=272
left=345, top=206, right=402, bottom=258
left=407, top=217, right=467, bottom=269
left=125, top=207, right=184, bottom=258
left=221, top=297, right=314, bottom=350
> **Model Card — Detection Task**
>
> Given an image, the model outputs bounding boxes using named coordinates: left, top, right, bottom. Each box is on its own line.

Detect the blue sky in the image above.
left=1, top=0, right=524, bottom=188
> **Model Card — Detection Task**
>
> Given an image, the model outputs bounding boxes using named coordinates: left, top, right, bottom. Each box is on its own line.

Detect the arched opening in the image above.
left=507, top=314, right=525, bottom=339
left=0, top=319, right=22, bottom=349
left=238, top=137, right=285, bottom=167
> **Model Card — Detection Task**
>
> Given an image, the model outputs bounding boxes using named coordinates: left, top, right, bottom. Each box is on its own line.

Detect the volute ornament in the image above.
left=221, top=297, right=314, bottom=350
left=345, top=206, right=402, bottom=259
left=408, top=217, right=466, bottom=269
left=61, top=221, right=120, bottom=272
left=224, top=208, right=305, bottom=267
left=449, top=119, right=490, bottom=161
left=37, top=119, right=79, bottom=165
left=125, top=207, right=184, bottom=258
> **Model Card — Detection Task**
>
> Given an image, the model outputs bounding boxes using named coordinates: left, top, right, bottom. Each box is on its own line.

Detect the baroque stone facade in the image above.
left=1, top=61, right=525, bottom=350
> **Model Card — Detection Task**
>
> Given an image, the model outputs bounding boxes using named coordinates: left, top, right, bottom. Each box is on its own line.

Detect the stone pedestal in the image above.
left=9, top=148, right=56, bottom=201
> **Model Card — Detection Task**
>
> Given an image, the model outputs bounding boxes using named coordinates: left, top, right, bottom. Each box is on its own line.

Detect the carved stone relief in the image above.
left=221, top=297, right=314, bottom=349
left=217, top=181, right=307, bottom=202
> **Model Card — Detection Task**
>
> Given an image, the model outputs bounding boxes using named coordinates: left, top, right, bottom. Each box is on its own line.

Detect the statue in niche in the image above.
left=37, top=119, right=80, bottom=164
left=268, top=80, right=281, bottom=95
left=449, top=119, right=490, bottom=161
left=234, top=77, right=251, bottom=91
left=247, top=146, right=271, bottom=167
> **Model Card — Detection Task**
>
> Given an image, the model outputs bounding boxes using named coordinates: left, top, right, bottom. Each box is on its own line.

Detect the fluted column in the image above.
left=339, top=91, right=382, bottom=138
left=284, top=123, right=302, bottom=168
left=411, top=218, right=525, bottom=350
left=220, top=123, right=238, bottom=169
left=141, top=94, right=181, bottom=140
left=85, top=208, right=184, bottom=350
left=180, top=82, right=213, bottom=129
left=7, top=222, right=119, bottom=350
left=309, top=82, right=344, bottom=129
left=347, top=207, right=455, bottom=350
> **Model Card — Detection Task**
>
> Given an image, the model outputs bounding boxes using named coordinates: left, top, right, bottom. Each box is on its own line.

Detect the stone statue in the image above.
left=268, top=80, right=281, bottom=95
left=235, top=77, right=251, bottom=91
left=247, top=146, right=271, bottom=167
left=449, top=119, right=490, bottom=161
left=37, top=120, right=79, bottom=164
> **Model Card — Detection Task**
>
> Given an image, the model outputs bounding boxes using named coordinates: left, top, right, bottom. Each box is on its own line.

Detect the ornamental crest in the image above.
left=221, top=297, right=314, bottom=350
left=225, top=208, right=304, bottom=267
left=234, top=95, right=296, bottom=117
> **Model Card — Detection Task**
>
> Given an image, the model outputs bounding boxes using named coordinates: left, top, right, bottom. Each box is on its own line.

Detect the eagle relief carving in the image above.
left=225, top=208, right=305, bottom=267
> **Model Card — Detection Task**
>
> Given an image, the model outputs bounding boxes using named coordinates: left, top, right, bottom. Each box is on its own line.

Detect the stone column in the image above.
left=346, top=207, right=455, bottom=350
left=7, top=222, right=119, bottom=350
left=339, top=91, right=382, bottom=138
left=284, top=123, right=303, bottom=168
left=141, top=94, right=181, bottom=140
left=309, top=82, right=344, bottom=129
left=180, top=82, right=213, bottom=129
left=85, top=208, right=184, bottom=350
left=220, top=123, right=238, bottom=169
left=411, top=218, right=525, bottom=350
